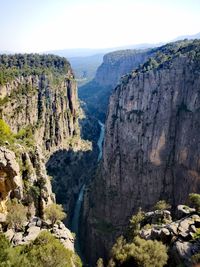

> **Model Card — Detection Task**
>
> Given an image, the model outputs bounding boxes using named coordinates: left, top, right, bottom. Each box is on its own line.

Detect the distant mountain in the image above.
left=172, top=32, right=200, bottom=41
left=49, top=44, right=160, bottom=85
left=46, top=43, right=160, bottom=58
left=69, top=53, right=104, bottom=85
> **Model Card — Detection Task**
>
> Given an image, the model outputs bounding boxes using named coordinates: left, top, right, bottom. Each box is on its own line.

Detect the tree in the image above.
left=3, top=231, right=81, bottom=267
left=189, top=193, right=200, bottom=212
left=24, top=231, right=74, bottom=267
left=6, top=200, right=28, bottom=231
left=129, top=209, right=145, bottom=238
left=111, top=236, right=168, bottom=267
left=44, top=203, right=66, bottom=226
left=154, top=200, right=171, bottom=211
left=96, top=258, right=104, bottom=267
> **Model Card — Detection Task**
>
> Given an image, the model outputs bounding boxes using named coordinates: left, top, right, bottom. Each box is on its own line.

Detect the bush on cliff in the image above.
left=0, top=234, right=10, bottom=264
left=189, top=193, right=200, bottom=212
left=154, top=200, right=171, bottom=211
left=44, top=203, right=66, bottom=226
left=128, top=209, right=145, bottom=238
left=6, top=200, right=28, bottom=231
left=0, top=119, right=14, bottom=145
left=110, top=236, right=168, bottom=267
left=0, top=231, right=80, bottom=267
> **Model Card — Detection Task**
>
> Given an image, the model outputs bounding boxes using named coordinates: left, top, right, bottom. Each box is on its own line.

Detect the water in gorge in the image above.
left=70, top=120, right=105, bottom=259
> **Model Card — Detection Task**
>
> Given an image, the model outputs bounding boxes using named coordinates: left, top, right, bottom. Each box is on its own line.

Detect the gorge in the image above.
left=1, top=39, right=200, bottom=267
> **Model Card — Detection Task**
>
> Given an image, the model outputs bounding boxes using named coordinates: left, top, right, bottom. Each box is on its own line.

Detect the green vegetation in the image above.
left=0, top=234, right=10, bottom=265
left=0, top=118, right=35, bottom=149
left=0, top=119, right=14, bottom=145
left=6, top=200, right=28, bottom=231
left=110, top=236, right=168, bottom=267
left=192, top=228, right=200, bottom=240
left=191, top=253, right=200, bottom=266
left=96, top=258, right=104, bottom=267
left=0, top=231, right=81, bottom=267
left=14, top=125, right=35, bottom=147
left=44, top=203, right=66, bottom=226
left=154, top=200, right=171, bottom=211
left=129, top=209, right=145, bottom=238
left=133, top=39, right=200, bottom=75
left=0, top=54, right=70, bottom=85
left=189, top=193, right=200, bottom=212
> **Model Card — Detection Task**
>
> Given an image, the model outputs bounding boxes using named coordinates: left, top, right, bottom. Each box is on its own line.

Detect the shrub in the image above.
left=154, top=200, right=171, bottom=211
left=0, top=234, right=10, bottom=264
left=191, top=253, right=200, bottom=266
left=0, top=119, right=14, bottom=145
left=44, top=203, right=66, bottom=226
left=4, top=231, right=80, bottom=267
left=129, top=209, right=145, bottom=238
left=96, top=257, right=104, bottom=267
left=192, top=228, right=200, bottom=240
left=6, top=200, right=28, bottom=230
left=25, top=231, right=74, bottom=267
left=111, top=236, right=168, bottom=267
left=189, top=193, right=200, bottom=212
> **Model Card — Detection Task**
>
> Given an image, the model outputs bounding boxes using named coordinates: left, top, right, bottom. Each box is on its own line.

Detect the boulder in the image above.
left=5, top=229, right=15, bottom=241
left=23, top=226, right=41, bottom=242
left=12, top=232, right=23, bottom=245
left=177, top=205, right=195, bottom=219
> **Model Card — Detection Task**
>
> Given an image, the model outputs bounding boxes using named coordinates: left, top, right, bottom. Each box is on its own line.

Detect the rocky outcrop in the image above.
left=5, top=217, right=74, bottom=251
left=140, top=212, right=200, bottom=267
left=0, top=147, right=23, bottom=214
left=83, top=40, right=200, bottom=263
left=0, top=146, right=53, bottom=218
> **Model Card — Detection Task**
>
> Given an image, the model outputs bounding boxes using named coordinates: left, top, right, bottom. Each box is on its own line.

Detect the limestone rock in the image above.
left=84, top=40, right=200, bottom=264
left=177, top=205, right=195, bottom=219
left=23, top=226, right=41, bottom=242
left=0, top=147, right=23, bottom=213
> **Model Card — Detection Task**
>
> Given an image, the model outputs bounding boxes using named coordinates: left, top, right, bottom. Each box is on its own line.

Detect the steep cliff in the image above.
left=83, top=40, right=200, bottom=263
left=79, top=49, right=154, bottom=120
left=0, top=54, right=79, bottom=155
left=0, top=54, right=79, bottom=259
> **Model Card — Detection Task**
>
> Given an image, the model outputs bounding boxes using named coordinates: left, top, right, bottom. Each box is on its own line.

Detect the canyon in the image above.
left=1, top=39, right=200, bottom=267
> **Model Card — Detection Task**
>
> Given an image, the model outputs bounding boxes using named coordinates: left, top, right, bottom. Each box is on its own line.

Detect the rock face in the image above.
left=0, top=55, right=78, bottom=254
left=83, top=40, right=200, bottom=263
left=95, top=49, right=154, bottom=87
left=0, top=55, right=79, bottom=155
left=0, top=147, right=23, bottom=213
left=79, top=49, right=154, bottom=121
left=0, top=146, right=53, bottom=217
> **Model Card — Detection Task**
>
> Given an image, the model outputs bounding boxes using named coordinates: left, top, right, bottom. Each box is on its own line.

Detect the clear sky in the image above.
left=0, top=0, right=200, bottom=53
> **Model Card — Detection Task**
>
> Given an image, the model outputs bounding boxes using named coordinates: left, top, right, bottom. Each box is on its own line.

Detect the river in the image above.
left=70, top=120, right=105, bottom=258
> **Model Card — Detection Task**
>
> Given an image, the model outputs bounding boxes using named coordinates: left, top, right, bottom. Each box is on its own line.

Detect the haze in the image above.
left=0, top=0, right=200, bottom=53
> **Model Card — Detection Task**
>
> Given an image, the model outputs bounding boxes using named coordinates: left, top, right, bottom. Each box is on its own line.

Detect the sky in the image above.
left=0, top=0, right=200, bottom=53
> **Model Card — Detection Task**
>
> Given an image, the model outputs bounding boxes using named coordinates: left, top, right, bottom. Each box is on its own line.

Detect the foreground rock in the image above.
left=140, top=212, right=200, bottom=267
left=5, top=217, right=74, bottom=251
